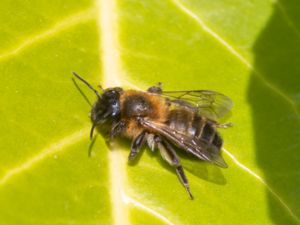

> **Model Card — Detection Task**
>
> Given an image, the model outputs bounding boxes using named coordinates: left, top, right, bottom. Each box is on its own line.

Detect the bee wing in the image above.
left=140, top=118, right=228, bottom=168
left=161, top=90, right=233, bottom=120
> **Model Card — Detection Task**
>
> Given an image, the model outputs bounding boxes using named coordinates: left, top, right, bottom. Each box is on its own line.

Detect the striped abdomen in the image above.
left=166, top=109, right=223, bottom=149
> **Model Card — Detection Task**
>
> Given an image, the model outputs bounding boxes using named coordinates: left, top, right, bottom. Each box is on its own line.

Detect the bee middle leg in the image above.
left=128, top=131, right=147, bottom=161
left=154, top=136, right=194, bottom=199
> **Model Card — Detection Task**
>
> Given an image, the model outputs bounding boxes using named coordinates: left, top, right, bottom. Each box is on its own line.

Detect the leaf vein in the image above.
left=0, top=127, right=89, bottom=186
left=223, top=148, right=300, bottom=224
left=0, top=8, right=95, bottom=61
left=97, top=0, right=129, bottom=225
left=122, top=193, right=176, bottom=225
left=275, top=0, right=300, bottom=39
left=171, top=0, right=300, bottom=117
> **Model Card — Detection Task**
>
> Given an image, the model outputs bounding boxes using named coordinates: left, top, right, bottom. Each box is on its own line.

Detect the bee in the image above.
left=73, top=72, right=233, bottom=199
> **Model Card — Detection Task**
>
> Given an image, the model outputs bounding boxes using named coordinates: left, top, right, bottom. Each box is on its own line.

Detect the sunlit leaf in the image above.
left=0, top=0, right=299, bottom=225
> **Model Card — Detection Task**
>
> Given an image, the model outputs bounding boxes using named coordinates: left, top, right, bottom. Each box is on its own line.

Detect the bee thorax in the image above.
left=123, top=95, right=152, bottom=117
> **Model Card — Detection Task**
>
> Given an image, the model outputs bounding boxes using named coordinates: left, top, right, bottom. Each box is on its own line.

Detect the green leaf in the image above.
left=1, top=0, right=300, bottom=225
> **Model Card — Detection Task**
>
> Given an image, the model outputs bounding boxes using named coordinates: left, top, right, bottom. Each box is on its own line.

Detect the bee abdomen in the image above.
left=167, top=109, right=193, bottom=133
left=193, top=115, right=223, bottom=148
left=167, top=110, right=223, bottom=149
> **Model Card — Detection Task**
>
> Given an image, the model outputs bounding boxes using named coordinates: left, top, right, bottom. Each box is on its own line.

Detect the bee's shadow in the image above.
left=152, top=149, right=227, bottom=186
left=104, top=137, right=226, bottom=186
left=178, top=151, right=227, bottom=185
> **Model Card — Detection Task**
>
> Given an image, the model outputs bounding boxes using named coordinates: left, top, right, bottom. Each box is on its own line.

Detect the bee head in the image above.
left=72, top=72, right=123, bottom=139
left=91, top=87, right=123, bottom=124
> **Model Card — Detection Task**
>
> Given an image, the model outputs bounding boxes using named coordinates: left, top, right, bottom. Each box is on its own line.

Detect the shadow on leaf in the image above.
left=248, top=1, right=300, bottom=224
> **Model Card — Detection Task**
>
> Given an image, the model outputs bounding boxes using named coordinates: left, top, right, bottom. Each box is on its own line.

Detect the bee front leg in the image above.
left=110, top=120, right=126, bottom=139
left=154, top=136, right=194, bottom=199
left=128, top=131, right=147, bottom=161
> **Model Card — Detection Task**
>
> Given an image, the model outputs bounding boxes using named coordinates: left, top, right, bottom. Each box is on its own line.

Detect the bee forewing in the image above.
left=208, top=146, right=228, bottom=168
left=162, top=90, right=233, bottom=120
left=140, top=119, right=226, bottom=166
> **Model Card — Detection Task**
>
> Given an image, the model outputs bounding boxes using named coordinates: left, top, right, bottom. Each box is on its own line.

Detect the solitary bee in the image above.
left=73, top=72, right=233, bottom=199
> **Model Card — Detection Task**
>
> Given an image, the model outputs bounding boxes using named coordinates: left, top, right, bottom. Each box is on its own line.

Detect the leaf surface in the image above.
left=0, top=0, right=299, bottom=225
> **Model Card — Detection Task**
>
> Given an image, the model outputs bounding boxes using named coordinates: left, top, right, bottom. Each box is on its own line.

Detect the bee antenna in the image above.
left=98, top=84, right=104, bottom=91
left=90, top=123, right=96, bottom=140
left=72, top=72, right=102, bottom=99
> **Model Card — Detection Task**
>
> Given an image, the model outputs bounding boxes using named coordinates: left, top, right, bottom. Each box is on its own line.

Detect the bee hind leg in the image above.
left=154, top=136, right=194, bottom=199
left=128, top=131, right=147, bottom=161
left=216, top=122, right=233, bottom=129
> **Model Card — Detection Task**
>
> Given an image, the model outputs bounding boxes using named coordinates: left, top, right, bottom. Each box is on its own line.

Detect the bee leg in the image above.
left=128, top=131, right=147, bottom=161
left=110, top=121, right=126, bottom=139
left=216, top=122, right=233, bottom=129
left=146, top=134, right=156, bottom=152
left=147, top=82, right=163, bottom=94
left=155, top=136, right=194, bottom=199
